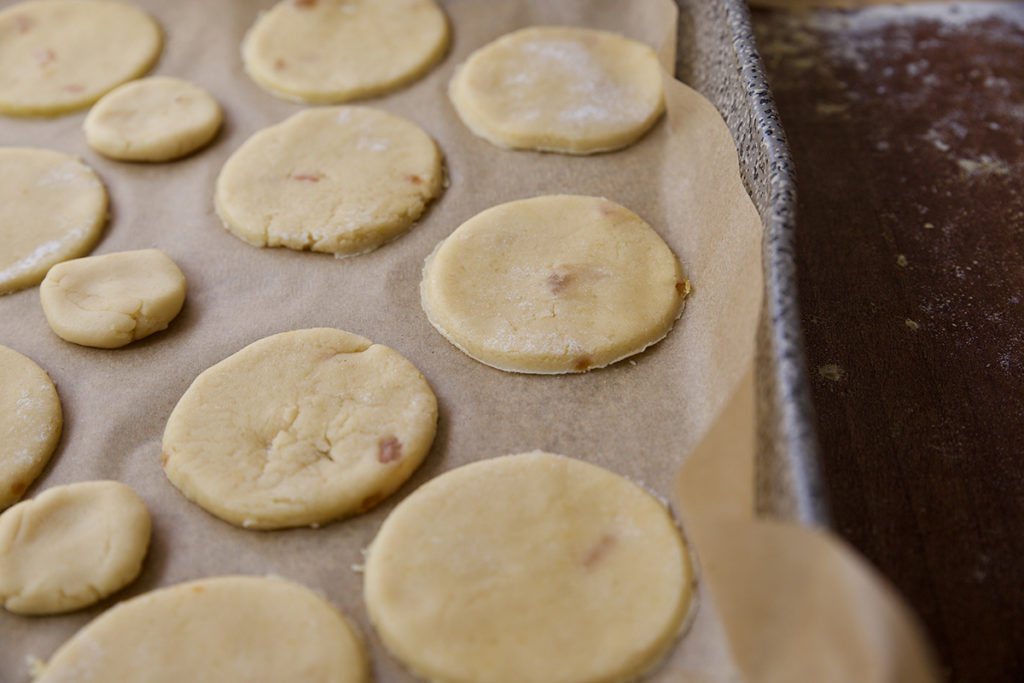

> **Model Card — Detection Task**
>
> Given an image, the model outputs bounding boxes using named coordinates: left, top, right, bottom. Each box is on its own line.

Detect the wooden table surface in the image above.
left=752, top=5, right=1024, bottom=682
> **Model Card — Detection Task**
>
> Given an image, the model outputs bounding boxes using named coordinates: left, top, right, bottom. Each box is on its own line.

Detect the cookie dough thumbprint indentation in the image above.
left=84, top=77, right=222, bottom=161
left=420, top=195, right=689, bottom=373
left=364, top=451, right=695, bottom=683
left=40, top=249, right=186, bottom=348
left=0, top=0, right=162, bottom=116
left=0, top=148, right=107, bottom=294
left=215, top=107, right=444, bottom=256
left=162, top=328, right=438, bottom=530
left=34, top=576, right=368, bottom=683
left=449, top=26, right=665, bottom=154
left=0, top=346, right=61, bottom=511
left=242, top=0, right=449, bottom=104
left=0, top=481, right=150, bottom=614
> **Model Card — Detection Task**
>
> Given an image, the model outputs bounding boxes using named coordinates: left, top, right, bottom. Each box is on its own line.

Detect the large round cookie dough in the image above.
left=0, top=480, right=150, bottom=614
left=421, top=195, right=688, bottom=373
left=364, top=451, right=695, bottom=683
left=34, top=575, right=368, bottom=683
left=242, top=0, right=449, bottom=104
left=163, top=328, right=438, bottom=530
left=0, top=346, right=60, bottom=511
left=449, top=27, right=665, bottom=154
left=0, top=148, right=108, bottom=294
left=84, top=76, right=222, bottom=161
left=40, top=249, right=187, bottom=348
left=215, top=107, right=444, bottom=256
left=0, top=0, right=162, bottom=117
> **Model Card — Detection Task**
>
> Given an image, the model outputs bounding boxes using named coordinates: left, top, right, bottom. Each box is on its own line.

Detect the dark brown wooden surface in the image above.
left=752, top=6, right=1024, bottom=682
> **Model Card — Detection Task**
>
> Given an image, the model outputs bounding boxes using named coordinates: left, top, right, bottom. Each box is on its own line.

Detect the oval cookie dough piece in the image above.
left=420, top=195, right=688, bottom=373
left=162, top=328, right=438, bottom=530
left=365, top=451, right=695, bottom=683
left=40, top=249, right=187, bottom=349
left=0, top=148, right=107, bottom=294
left=35, top=575, right=368, bottom=682
left=84, top=77, right=222, bottom=161
left=0, top=480, right=150, bottom=614
left=0, top=0, right=162, bottom=117
left=215, top=107, right=444, bottom=256
left=449, top=26, right=665, bottom=154
left=0, top=346, right=61, bottom=511
left=243, top=0, right=449, bottom=104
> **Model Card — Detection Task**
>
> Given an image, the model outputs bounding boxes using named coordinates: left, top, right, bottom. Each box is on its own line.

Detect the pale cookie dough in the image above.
left=365, top=451, right=695, bottom=683
left=162, top=328, right=437, bottom=530
left=40, top=249, right=187, bottom=349
left=449, top=26, right=665, bottom=154
left=0, top=481, right=149, bottom=614
left=0, top=148, right=107, bottom=294
left=0, top=0, right=162, bottom=117
left=421, top=195, right=689, bottom=373
left=84, top=77, right=222, bottom=161
left=34, top=575, right=368, bottom=682
left=215, top=106, right=444, bottom=256
left=0, top=346, right=60, bottom=511
left=242, top=0, right=449, bottom=104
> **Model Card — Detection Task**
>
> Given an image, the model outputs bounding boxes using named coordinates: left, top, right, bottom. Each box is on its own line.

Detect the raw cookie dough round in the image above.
left=40, top=249, right=187, bottom=349
left=449, top=26, right=665, bottom=154
left=421, top=195, right=688, bottom=373
left=83, top=77, right=222, bottom=161
left=34, top=575, right=368, bottom=682
left=215, top=106, right=444, bottom=256
left=0, top=0, right=162, bottom=117
left=0, top=480, right=150, bottom=614
left=0, top=346, right=61, bottom=511
left=365, top=451, right=695, bottom=683
left=163, top=328, right=438, bottom=530
left=0, top=148, right=107, bottom=294
left=242, top=0, right=449, bottom=104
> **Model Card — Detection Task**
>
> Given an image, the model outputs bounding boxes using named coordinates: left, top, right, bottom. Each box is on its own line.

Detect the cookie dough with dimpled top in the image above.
left=215, top=106, right=444, bottom=256
left=0, top=346, right=61, bottom=511
left=40, top=249, right=187, bottom=348
left=162, top=328, right=437, bottom=530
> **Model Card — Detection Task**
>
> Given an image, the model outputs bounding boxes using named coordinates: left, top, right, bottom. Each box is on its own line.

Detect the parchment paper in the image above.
left=0, top=0, right=937, bottom=680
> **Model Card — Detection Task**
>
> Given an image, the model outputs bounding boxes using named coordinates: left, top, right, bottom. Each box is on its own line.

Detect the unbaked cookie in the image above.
left=0, top=346, right=60, bottom=511
left=40, top=249, right=187, bottom=349
left=243, top=0, right=448, bottom=104
left=0, top=148, right=107, bottom=294
left=364, top=451, right=695, bottom=683
left=0, top=0, right=162, bottom=117
left=84, top=77, right=222, bottom=161
left=449, top=26, right=665, bottom=154
left=420, top=195, right=688, bottom=373
left=162, top=328, right=437, bottom=530
left=0, top=480, right=149, bottom=614
left=215, top=107, right=444, bottom=256
left=34, top=575, right=368, bottom=682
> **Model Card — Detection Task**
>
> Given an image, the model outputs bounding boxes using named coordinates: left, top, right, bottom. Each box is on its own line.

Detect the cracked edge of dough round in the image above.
left=33, top=575, right=369, bottom=683
left=364, top=451, right=698, bottom=683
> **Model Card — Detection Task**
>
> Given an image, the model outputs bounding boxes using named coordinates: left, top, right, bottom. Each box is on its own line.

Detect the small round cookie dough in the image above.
left=0, top=346, right=61, bottom=511
left=450, top=26, right=665, bottom=154
left=84, top=77, right=222, bottom=161
left=40, top=249, right=187, bottom=349
left=34, top=575, right=368, bottom=682
left=0, top=0, right=162, bottom=117
left=365, top=451, right=695, bottom=683
left=0, top=148, right=107, bottom=294
left=162, top=328, right=438, bottom=530
left=0, top=480, right=150, bottom=614
left=215, top=106, right=444, bottom=256
left=421, top=195, right=688, bottom=373
left=242, top=0, right=449, bottom=104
